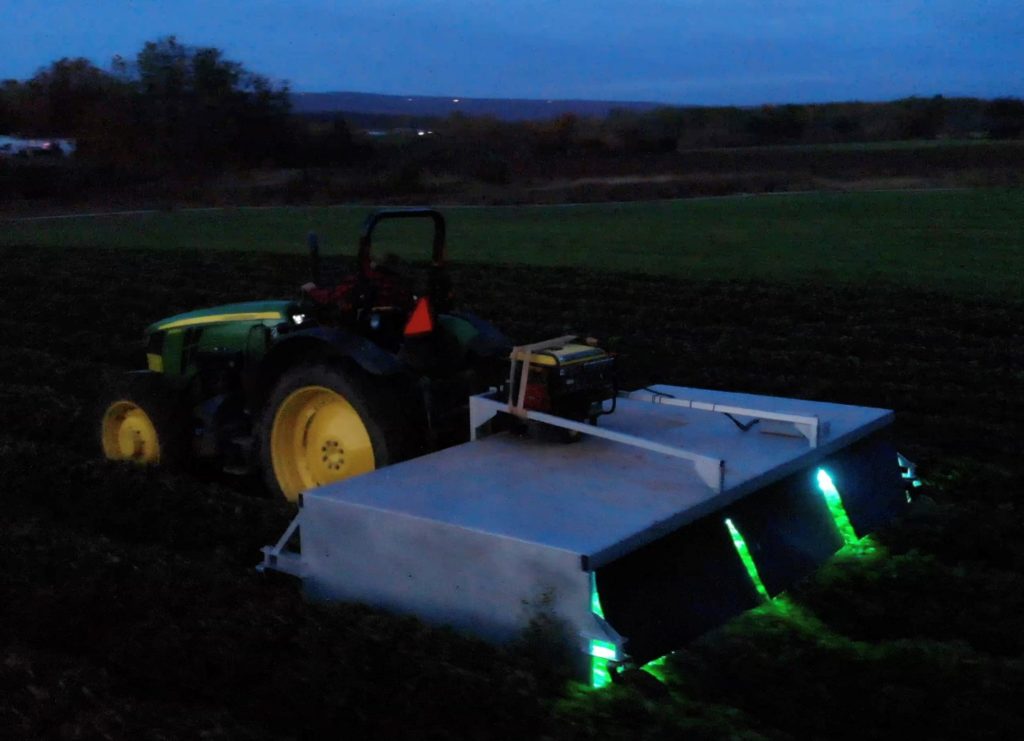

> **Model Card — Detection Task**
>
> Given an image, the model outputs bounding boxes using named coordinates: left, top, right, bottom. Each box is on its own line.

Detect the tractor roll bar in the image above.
left=358, top=208, right=447, bottom=274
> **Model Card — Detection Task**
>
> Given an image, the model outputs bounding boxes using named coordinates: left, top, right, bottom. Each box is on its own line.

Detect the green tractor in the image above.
left=100, top=208, right=617, bottom=500
left=100, top=209, right=520, bottom=501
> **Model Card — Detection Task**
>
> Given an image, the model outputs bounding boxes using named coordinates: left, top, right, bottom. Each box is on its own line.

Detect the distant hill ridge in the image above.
left=290, top=91, right=662, bottom=121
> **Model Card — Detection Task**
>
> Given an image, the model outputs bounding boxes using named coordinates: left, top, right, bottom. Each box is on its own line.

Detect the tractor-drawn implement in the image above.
left=101, top=209, right=913, bottom=685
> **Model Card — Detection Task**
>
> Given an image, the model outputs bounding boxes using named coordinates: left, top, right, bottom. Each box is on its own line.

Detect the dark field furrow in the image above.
left=1, top=244, right=1022, bottom=739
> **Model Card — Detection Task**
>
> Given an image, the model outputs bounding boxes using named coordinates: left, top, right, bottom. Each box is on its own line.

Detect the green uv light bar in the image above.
left=816, top=468, right=858, bottom=546
left=724, top=518, right=770, bottom=600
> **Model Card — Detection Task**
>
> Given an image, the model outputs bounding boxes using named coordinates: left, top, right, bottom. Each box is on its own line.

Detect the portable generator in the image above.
left=507, top=336, right=617, bottom=422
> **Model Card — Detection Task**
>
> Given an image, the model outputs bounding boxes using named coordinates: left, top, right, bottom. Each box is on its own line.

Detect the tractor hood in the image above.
left=147, top=300, right=295, bottom=334
left=143, top=300, right=298, bottom=377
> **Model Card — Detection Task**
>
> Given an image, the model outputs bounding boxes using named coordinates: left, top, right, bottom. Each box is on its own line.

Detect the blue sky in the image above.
left=2, top=1, right=1021, bottom=104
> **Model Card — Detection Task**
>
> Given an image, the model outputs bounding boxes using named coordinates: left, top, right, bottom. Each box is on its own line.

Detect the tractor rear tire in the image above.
left=258, top=362, right=410, bottom=502
left=99, top=372, right=186, bottom=466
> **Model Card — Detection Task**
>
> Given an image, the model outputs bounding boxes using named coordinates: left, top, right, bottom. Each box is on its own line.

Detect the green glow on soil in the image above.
left=724, top=518, right=770, bottom=601
left=642, top=654, right=669, bottom=683
left=587, top=468, right=882, bottom=690
left=816, top=468, right=859, bottom=546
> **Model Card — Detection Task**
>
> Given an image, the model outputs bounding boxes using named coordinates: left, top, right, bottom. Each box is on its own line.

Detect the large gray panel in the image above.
left=300, top=495, right=597, bottom=644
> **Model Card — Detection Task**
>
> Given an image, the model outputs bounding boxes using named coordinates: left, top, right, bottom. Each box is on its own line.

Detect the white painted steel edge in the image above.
left=625, top=388, right=822, bottom=445
left=500, top=402, right=725, bottom=492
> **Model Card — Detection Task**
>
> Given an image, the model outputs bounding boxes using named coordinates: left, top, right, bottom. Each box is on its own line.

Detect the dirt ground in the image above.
left=1, top=245, right=1022, bottom=739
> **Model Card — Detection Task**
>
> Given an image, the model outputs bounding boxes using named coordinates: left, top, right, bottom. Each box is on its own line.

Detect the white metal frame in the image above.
left=624, top=388, right=827, bottom=448
left=472, top=338, right=834, bottom=495
left=470, top=391, right=727, bottom=492
left=257, top=515, right=304, bottom=577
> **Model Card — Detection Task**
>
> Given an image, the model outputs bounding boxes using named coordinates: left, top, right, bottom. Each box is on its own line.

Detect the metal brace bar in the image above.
left=626, top=389, right=823, bottom=447
left=526, top=409, right=724, bottom=492
left=469, top=392, right=725, bottom=492
left=257, top=515, right=304, bottom=576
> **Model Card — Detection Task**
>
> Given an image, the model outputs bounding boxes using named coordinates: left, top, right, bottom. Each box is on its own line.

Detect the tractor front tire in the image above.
left=259, top=363, right=409, bottom=502
left=99, top=372, right=186, bottom=466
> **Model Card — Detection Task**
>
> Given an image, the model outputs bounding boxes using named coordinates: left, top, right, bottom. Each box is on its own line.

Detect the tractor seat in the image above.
left=304, top=268, right=414, bottom=316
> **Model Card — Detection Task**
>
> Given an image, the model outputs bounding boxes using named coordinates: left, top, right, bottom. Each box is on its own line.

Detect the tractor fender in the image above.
left=450, top=310, right=513, bottom=359
left=250, top=327, right=406, bottom=407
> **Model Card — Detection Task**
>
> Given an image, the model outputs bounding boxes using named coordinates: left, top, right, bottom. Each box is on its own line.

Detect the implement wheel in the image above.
left=259, top=363, right=408, bottom=502
left=100, top=373, right=184, bottom=465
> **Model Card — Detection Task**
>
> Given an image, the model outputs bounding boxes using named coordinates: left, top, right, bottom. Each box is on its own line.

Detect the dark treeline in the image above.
left=1, top=37, right=293, bottom=171
left=591, top=95, right=1024, bottom=150
left=2, top=37, right=1023, bottom=205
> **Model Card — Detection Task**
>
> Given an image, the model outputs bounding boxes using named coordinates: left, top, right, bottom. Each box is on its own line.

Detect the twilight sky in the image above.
left=2, top=0, right=1021, bottom=104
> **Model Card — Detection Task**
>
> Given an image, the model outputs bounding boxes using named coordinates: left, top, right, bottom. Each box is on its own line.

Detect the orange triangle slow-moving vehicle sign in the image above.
left=404, top=297, right=434, bottom=336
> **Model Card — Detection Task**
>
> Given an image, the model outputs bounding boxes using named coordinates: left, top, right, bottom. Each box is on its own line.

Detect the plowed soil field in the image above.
left=1, top=244, right=1022, bottom=739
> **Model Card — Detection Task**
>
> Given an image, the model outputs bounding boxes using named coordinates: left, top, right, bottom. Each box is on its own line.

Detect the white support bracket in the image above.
left=257, top=514, right=304, bottom=577
left=626, top=389, right=826, bottom=447
left=469, top=392, right=502, bottom=441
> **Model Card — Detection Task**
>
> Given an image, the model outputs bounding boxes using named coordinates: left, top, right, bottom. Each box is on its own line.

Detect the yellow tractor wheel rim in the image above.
left=101, top=401, right=161, bottom=464
left=270, top=385, right=376, bottom=502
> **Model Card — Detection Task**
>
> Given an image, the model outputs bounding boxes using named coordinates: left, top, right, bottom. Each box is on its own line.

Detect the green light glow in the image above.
left=590, top=573, right=605, bottom=619
left=589, top=639, right=617, bottom=688
left=815, top=469, right=859, bottom=546
left=642, top=654, right=669, bottom=683
left=591, top=657, right=612, bottom=688
left=589, top=639, right=617, bottom=661
left=588, top=577, right=615, bottom=688
left=724, top=518, right=770, bottom=600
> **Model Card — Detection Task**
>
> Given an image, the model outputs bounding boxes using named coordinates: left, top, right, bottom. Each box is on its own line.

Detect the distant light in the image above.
left=417, top=130, right=425, bottom=136
left=452, top=98, right=460, bottom=103
left=406, top=97, right=413, bottom=101
left=291, top=314, right=307, bottom=325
